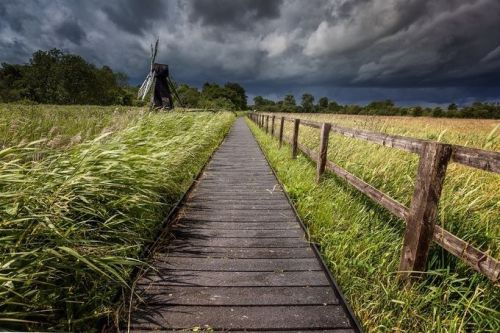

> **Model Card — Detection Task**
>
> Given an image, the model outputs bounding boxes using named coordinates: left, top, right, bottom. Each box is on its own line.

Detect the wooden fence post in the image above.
left=265, top=115, right=269, bottom=134
left=316, top=123, right=331, bottom=182
left=292, top=119, right=300, bottom=159
left=279, top=117, right=285, bottom=148
left=398, top=142, right=452, bottom=282
left=271, top=116, right=275, bottom=136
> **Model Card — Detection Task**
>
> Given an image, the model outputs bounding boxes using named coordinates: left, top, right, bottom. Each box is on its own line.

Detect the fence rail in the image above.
left=249, top=113, right=500, bottom=284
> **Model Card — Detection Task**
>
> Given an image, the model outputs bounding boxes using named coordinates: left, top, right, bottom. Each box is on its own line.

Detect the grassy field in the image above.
left=247, top=114, right=499, bottom=332
left=0, top=105, right=235, bottom=331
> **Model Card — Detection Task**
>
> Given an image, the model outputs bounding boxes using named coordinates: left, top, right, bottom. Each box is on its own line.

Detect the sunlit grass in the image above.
left=248, top=116, right=499, bottom=333
left=0, top=109, right=235, bottom=331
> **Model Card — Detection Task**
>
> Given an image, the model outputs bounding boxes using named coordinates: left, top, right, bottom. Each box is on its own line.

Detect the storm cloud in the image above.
left=1, top=0, right=499, bottom=105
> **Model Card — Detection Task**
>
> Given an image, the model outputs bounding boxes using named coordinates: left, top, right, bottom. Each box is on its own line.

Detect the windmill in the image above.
left=138, top=38, right=183, bottom=109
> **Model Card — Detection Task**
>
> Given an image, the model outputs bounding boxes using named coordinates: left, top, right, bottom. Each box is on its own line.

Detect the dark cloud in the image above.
left=188, top=0, right=282, bottom=29
left=55, top=20, right=86, bottom=45
left=0, top=0, right=499, bottom=104
left=102, top=0, right=169, bottom=35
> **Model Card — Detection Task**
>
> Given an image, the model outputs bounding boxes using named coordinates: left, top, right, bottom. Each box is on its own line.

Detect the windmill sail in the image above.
left=138, top=38, right=159, bottom=101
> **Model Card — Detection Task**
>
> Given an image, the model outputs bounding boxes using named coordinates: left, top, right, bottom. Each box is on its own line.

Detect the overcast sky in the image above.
left=1, top=0, right=500, bottom=105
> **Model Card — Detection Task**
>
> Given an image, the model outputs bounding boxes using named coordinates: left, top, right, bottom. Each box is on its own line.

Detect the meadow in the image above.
left=248, top=114, right=499, bottom=332
left=0, top=104, right=235, bottom=330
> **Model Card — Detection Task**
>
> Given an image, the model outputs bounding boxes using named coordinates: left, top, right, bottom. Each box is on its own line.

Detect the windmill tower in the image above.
left=138, top=38, right=182, bottom=110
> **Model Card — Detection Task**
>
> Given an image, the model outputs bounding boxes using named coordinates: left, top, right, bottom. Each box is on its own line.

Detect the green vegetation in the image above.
left=0, top=106, right=235, bottom=331
left=247, top=116, right=499, bottom=332
left=0, top=49, right=135, bottom=105
left=177, top=82, right=248, bottom=110
left=0, top=104, right=142, bottom=149
left=253, top=95, right=500, bottom=119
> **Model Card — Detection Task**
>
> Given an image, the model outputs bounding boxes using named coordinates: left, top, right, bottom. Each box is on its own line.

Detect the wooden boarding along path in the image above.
left=129, top=118, right=362, bottom=332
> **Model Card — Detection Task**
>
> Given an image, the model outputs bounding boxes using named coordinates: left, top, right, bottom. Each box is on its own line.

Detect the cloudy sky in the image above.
left=1, top=0, right=500, bottom=105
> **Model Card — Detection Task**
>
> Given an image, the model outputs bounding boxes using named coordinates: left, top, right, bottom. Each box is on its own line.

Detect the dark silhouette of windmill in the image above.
left=138, top=38, right=183, bottom=110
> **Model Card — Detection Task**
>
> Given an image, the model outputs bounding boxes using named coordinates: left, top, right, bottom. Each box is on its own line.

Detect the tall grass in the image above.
left=0, top=104, right=144, bottom=150
left=0, top=110, right=235, bottom=331
left=248, top=117, right=499, bottom=332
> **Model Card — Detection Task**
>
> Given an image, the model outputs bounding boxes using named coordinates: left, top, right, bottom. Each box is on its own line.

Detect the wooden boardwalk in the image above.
left=129, top=118, right=361, bottom=332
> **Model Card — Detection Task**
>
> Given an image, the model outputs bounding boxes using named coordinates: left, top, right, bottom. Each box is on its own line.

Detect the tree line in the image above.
left=0, top=48, right=249, bottom=110
left=176, top=82, right=247, bottom=110
left=0, top=49, right=135, bottom=105
left=252, top=94, right=500, bottom=119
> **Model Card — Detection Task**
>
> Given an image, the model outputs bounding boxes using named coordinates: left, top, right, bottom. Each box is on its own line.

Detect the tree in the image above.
left=253, top=96, right=265, bottom=108
left=284, top=94, right=296, bottom=106
left=177, top=84, right=201, bottom=108
left=301, top=93, right=314, bottom=112
left=318, top=97, right=328, bottom=110
left=327, top=101, right=341, bottom=113
left=224, top=82, right=247, bottom=110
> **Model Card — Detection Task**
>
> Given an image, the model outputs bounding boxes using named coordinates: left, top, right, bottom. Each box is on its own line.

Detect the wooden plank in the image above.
left=433, top=225, right=500, bottom=283
left=399, top=143, right=452, bottom=281
left=292, top=118, right=300, bottom=159
left=174, top=221, right=300, bottom=230
left=170, top=228, right=302, bottom=238
left=160, top=247, right=316, bottom=259
left=184, top=202, right=293, bottom=210
left=130, top=305, right=351, bottom=330
left=317, top=123, right=331, bottom=182
left=300, top=118, right=322, bottom=129
left=325, top=160, right=409, bottom=220
left=279, top=116, right=285, bottom=148
left=136, top=286, right=339, bottom=306
left=138, top=270, right=330, bottom=287
left=168, top=237, right=308, bottom=248
left=451, top=145, right=500, bottom=173
left=153, top=257, right=322, bottom=272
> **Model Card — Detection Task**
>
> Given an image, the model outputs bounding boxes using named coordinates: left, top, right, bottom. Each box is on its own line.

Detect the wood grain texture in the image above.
left=398, top=142, right=452, bottom=280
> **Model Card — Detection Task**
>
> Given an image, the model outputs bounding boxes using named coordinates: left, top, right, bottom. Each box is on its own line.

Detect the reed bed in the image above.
left=248, top=115, right=499, bottom=333
left=0, top=109, right=235, bottom=331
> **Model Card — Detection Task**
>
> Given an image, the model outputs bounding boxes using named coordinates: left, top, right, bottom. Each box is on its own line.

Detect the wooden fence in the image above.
left=249, top=112, right=500, bottom=284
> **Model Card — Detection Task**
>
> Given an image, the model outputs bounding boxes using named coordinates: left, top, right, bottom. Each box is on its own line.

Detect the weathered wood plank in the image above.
left=433, top=225, right=500, bottom=283
left=136, top=286, right=338, bottom=306
left=317, top=123, right=331, bottom=182
left=451, top=145, right=500, bottom=173
left=399, top=143, right=452, bottom=281
left=167, top=237, right=308, bottom=248
left=138, top=270, right=330, bottom=287
left=279, top=116, right=285, bottom=148
left=160, top=247, right=316, bottom=259
left=153, top=257, right=322, bottom=272
left=174, top=221, right=300, bottom=230
left=271, top=115, right=275, bottom=136
left=169, top=227, right=302, bottom=238
left=130, top=305, right=351, bottom=330
left=292, top=118, right=300, bottom=159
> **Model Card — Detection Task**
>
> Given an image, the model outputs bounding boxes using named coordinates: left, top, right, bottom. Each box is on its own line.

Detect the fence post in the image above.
left=271, top=116, right=275, bottom=136
left=279, top=117, right=285, bottom=148
left=316, top=123, right=331, bottom=182
left=265, top=115, right=269, bottom=134
left=292, top=119, right=300, bottom=159
left=398, top=142, right=452, bottom=282
left=259, top=115, right=263, bottom=127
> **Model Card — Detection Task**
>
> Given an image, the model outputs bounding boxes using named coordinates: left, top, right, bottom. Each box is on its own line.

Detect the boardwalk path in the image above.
left=130, top=118, right=361, bottom=332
